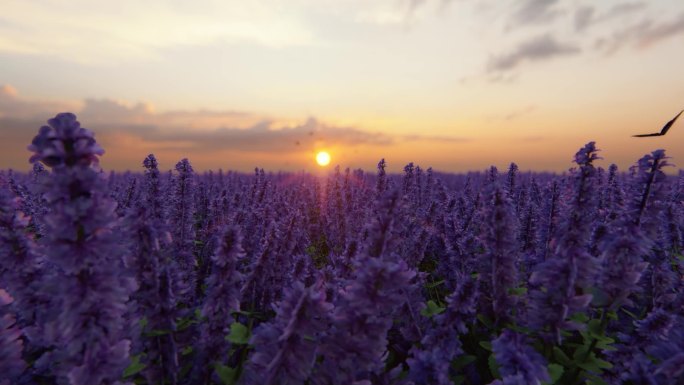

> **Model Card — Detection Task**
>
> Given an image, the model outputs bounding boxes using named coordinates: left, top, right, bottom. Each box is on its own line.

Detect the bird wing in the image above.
left=633, top=133, right=663, bottom=137
left=660, top=109, right=683, bottom=135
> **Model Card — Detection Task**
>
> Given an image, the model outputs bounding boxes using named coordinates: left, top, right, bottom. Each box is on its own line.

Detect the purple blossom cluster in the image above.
left=0, top=112, right=683, bottom=385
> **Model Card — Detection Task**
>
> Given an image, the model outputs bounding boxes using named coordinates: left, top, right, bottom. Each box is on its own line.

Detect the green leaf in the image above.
left=508, top=287, right=528, bottom=296
left=586, top=373, right=610, bottom=385
left=477, top=314, right=493, bottom=328
left=138, top=316, right=148, bottom=330
left=545, top=363, right=564, bottom=385
left=569, top=312, right=589, bottom=323
left=587, top=319, right=602, bottom=337
left=145, top=329, right=171, bottom=337
left=420, top=300, right=446, bottom=318
left=606, top=310, right=618, bottom=321
left=177, top=314, right=198, bottom=331
left=181, top=346, right=193, bottom=356
left=479, top=341, right=493, bottom=351
left=123, top=354, right=146, bottom=378
left=553, top=347, right=573, bottom=367
left=226, top=322, right=250, bottom=345
left=451, top=354, right=477, bottom=370
left=215, top=364, right=238, bottom=385
left=488, top=354, right=500, bottom=378
left=425, top=279, right=445, bottom=289
left=575, top=352, right=613, bottom=373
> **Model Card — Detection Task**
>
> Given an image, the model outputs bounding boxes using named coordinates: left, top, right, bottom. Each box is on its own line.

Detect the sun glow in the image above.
left=316, top=151, right=331, bottom=166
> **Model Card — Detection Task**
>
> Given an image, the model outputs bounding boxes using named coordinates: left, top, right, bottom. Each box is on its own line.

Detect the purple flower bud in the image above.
left=28, top=112, right=104, bottom=168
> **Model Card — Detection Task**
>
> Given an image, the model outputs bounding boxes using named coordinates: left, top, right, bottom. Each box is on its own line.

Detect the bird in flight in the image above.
left=633, top=109, right=683, bottom=137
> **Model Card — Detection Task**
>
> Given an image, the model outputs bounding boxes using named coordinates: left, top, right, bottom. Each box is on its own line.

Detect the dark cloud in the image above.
left=0, top=86, right=466, bottom=169
left=488, top=34, right=580, bottom=72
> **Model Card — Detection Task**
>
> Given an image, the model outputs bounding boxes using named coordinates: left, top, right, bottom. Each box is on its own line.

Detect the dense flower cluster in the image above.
left=0, top=113, right=683, bottom=385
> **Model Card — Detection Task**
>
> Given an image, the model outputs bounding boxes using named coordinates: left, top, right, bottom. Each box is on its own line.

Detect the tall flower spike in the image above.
left=480, top=183, right=519, bottom=325
left=527, top=142, right=600, bottom=343
left=408, top=275, right=478, bottom=385
left=28, top=113, right=135, bottom=385
left=170, top=158, right=196, bottom=302
left=192, top=225, right=244, bottom=383
left=243, top=281, right=333, bottom=385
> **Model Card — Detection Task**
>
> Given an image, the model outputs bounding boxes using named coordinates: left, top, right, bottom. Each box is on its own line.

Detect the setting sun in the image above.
left=316, top=151, right=331, bottom=167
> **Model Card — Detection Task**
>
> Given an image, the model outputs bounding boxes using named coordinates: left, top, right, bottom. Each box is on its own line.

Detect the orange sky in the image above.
left=1, top=1, right=684, bottom=173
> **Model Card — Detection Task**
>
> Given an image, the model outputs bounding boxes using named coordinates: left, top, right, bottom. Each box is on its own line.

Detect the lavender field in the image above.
left=1, top=113, right=683, bottom=385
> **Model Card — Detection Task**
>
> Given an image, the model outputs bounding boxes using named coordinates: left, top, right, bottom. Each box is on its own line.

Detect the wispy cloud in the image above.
left=0, top=1, right=316, bottom=64
left=510, top=0, right=561, bottom=27
left=488, top=34, right=580, bottom=72
left=574, top=2, right=647, bottom=32
left=401, top=134, right=469, bottom=143
left=594, top=12, right=684, bottom=54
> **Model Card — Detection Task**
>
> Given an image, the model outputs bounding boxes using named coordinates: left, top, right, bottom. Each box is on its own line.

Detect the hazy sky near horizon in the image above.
left=1, top=0, right=684, bottom=173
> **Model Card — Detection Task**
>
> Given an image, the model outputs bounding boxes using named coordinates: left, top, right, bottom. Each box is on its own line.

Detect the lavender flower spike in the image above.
left=243, top=281, right=333, bottom=385
left=192, top=225, right=244, bottom=383
left=29, top=113, right=135, bottom=385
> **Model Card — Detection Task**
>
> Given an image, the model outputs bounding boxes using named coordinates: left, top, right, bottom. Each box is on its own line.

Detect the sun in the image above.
left=316, top=151, right=331, bottom=167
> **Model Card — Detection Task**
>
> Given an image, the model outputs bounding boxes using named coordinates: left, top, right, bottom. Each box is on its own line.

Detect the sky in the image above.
left=1, top=0, right=684, bottom=173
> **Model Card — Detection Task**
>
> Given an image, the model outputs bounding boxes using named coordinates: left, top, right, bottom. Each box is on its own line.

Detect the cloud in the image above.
left=509, top=0, right=561, bottom=27
left=574, top=2, right=647, bottom=32
left=135, top=118, right=394, bottom=152
left=0, top=92, right=392, bottom=153
left=595, top=12, right=684, bottom=53
left=636, top=12, right=684, bottom=47
left=574, top=6, right=596, bottom=32
left=488, top=34, right=580, bottom=72
left=0, top=86, right=471, bottom=171
left=402, top=134, right=469, bottom=143
left=0, top=84, right=77, bottom=120
left=0, top=1, right=316, bottom=64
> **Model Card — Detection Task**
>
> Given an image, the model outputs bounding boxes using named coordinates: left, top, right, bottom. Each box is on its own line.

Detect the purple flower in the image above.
left=634, top=308, right=674, bottom=341
left=597, top=223, right=650, bottom=309
left=408, top=275, right=478, bottom=385
left=28, top=112, right=104, bottom=168
left=490, top=330, right=550, bottom=385
left=314, top=257, right=415, bottom=384
left=170, top=158, right=196, bottom=302
left=0, top=189, right=44, bottom=327
left=193, top=226, right=244, bottom=383
left=28, top=113, right=135, bottom=385
left=479, top=184, right=519, bottom=325
left=527, top=142, right=600, bottom=343
left=243, top=281, right=333, bottom=385
left=0, top=289, right=26, bottom=382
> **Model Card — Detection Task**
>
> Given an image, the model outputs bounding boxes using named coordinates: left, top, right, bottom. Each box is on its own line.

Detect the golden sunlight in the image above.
left=316, top=151, right=331, bottom=167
